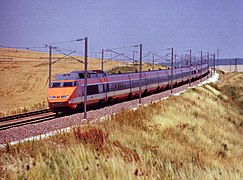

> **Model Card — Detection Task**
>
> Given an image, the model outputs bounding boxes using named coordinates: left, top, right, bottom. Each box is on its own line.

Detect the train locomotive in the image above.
left=47, top=64, right=209, bottom=113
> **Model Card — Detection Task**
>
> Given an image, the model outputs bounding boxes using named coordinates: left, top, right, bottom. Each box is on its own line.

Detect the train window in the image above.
left=105, top=84, right=109, bottom=92
left=79, top=73, right=85, bottom=79
left=118, top=81, right=130, bottom=90
left=108, top=83, right=116, bottom=91
left=98, top=84, right=104, bottom=93
left=168, top=75, right=173, bottom=80
left=147, top=77, right=158, bottom=84
left=183, top=72, right=189, bottom=77
left=142, top=79, right=146, bottom=86
left=124, top=81, right=130, bottom=89
left=159, top=76, right=168, bottom=82
left=175, top=74, right=181, bottom=79
left=132, top=80, right=139, bottom=87
left=132, top=79, right=146, bottom=87
left=117, top=82, right=123, bottom=89
left=90, top=73, right=97, bottom=78
left=108, top=81, right=130, bottom=91
left=63, top=82, right=73, bottom=87
left=87, top=85, right=99, bottom=95
left=97, top=73, right=104, bottom=78
left=52, top=82, right=61, bottom=88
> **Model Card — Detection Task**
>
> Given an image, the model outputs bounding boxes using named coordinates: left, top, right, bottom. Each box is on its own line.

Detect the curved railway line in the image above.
left=0, top=72, right=211, bottom=132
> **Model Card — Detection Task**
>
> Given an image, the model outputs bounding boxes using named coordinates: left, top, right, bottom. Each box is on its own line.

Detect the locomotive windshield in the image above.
left=52, top=82, right=61, bottom=88
left=63, top=82, right=73, bottom=87
left=50, top=81, right=77, bottom=88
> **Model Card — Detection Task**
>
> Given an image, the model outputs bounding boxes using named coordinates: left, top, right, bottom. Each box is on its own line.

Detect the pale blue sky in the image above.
left=0, top=0, right=242, bottom=58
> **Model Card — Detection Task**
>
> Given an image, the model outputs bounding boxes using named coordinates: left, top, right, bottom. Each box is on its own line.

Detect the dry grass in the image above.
left=217, top=65, right=243, bottom=72
left=0, top=72, right=242, bottom=179
left=0, top=48, right=125, bottom=116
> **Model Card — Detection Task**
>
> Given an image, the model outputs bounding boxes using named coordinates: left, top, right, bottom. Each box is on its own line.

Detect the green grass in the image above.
left=0, top=72, right=243, bottom=179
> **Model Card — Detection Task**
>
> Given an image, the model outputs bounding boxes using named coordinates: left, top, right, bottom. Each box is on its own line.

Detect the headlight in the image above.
left=48, top=96, right=56, bottom=100
left=61, top=95, right=70, bottom=99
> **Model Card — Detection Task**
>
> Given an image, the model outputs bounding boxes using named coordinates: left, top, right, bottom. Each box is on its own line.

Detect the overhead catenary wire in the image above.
left=0, top=45, right=45, bottom=49
left=50, top=38, right=83, bottom=45
left=106, top=49, right=134, bottom=61
left=1, top=43, right=215, bottom=67
left=108, top=45, right=138, bottom=50
left=0, top=49, right=78, bottom=60
left=52, top=47, right=84, bottom=64
left=51, top=50, right=77, bottom=65
left=0, top=53, right=50, bottom=60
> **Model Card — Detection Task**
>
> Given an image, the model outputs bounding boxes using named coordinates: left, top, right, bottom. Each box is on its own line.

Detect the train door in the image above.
left=127, top=74, right=132, bottom=93
left=104, top=77, right=109, bottom=100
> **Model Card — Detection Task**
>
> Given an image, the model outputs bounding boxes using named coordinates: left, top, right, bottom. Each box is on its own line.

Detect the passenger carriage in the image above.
left=47, top=64, right=209, bottom=113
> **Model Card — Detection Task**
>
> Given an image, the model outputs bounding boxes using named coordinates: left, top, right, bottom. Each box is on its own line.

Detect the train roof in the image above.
left=55, top=64, right=208, bottom=80
left=55, top=70, right=107, bottom=80
left=71, top=70, right=105, bottom=74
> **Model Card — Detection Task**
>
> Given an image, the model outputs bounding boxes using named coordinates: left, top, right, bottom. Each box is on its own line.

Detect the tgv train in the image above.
left=47, top=64, right=209, bottom=113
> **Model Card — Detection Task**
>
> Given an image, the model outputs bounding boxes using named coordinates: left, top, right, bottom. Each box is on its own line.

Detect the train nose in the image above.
left=47, top=87, right=76, bottom=104
left=47, top=87, right=77, bottom=112
left=48, top=95, right=70, bottom=101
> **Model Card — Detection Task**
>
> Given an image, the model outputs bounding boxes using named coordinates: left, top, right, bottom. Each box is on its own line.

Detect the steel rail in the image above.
left=0, top=114, right=57, bottom=131
left=0, top=109, right=52, bottom=122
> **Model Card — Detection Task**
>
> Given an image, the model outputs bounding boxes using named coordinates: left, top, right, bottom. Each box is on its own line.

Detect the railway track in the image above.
left=0, top=109, right=51, bottom=122
left=0, top=109, right=56, bottom=131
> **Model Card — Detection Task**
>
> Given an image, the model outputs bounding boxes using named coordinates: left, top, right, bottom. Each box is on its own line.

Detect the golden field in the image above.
left=0, top=48, right=163, bottom=116
left=0, top=72, right=242, bottom=179
left=217, top=65, right=243, bottom=72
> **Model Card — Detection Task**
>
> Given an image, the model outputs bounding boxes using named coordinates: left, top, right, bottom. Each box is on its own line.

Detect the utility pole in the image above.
left=207, top=52, right=209, bottom=78
left=174, top=54, right=176, bottom=69
left=84, top=37, right=88, bottom=120
left=139, top=44, right=142, bottom=104
left=132, top=50, right=135, bottom=72
left=101, top=49, right=104, bottom=71
left=213, top=54, right=216, bottom=74
left=234, top=58, right=238, bottom=72
left=180, top=54, right=183, bottom=68
left=152, top=53, right=155, bottom=71
left=230, top=61, right=231, bottom=72
left=171, top=48, right=174, bottom=93
left=217, top=49, right=219, bottom=69
left=209, top=54, right=212, bottom=77
left=189, top=49, right=192, bottom=86
left=200, top=51, right=203, bottom=82
left=49, top=46, right=52, bottom=88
